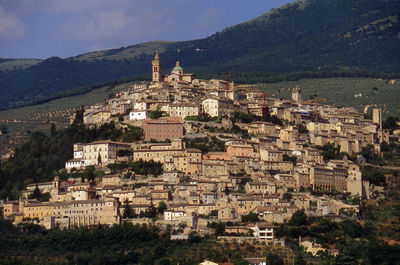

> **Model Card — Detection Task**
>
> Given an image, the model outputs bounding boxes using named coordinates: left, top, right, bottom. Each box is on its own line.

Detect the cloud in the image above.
left=0, top=0, right=111, bottom=14
left=188, top=8, right=223, bottom=33
left=58, top=5, right=174, bottom=43
left=0, top=6, right=26, bottom=41
left=61, top=10, right=131, bottom=40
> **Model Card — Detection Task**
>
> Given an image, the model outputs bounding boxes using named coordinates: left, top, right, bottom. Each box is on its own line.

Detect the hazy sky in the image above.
left=0, top=0, right=293, bottom=59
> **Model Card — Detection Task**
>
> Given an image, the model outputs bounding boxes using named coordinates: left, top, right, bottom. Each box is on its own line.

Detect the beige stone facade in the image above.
left=83, top=141, right=132, bottom=166
left=142, top=117, right=184, bottom=141
left=201, top=98, right=234, bottom=117
left=168, top=103, right=199, bottom=119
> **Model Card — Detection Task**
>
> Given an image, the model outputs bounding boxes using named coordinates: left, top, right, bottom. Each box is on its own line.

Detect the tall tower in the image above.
left=372, top=108, right=382, bottom=129
left=373, top=108, right=383, bottom=143
left=152, top=51, right=161, bottom=83
left=292, top=87, right=302, bottom=103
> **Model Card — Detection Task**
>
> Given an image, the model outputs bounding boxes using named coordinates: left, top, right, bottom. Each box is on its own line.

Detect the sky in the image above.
left=0, top=0, right=293, bottom=59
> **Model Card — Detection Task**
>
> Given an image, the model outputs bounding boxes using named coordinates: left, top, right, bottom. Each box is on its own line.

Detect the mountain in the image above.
left=0, top=58, right=42, bottom=72
left=0, top=0, right=399, bottom=110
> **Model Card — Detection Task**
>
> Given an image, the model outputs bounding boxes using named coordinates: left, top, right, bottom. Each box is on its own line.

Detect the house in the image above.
left=129, top=110, right=147, bottom=120
left=236, top=196, right=264, bottom=215
left=50, top=198, right=120, bottom=228
left=82, top=141, right=132, bottom=167
left=24, top=181, right=53, bottom=198
left=199, top=260, right=219, bottom=265
left=245, top=182, right=276, bottom=194
left=142, top=117, right=184, bottom=141
left=65, top=158, right=84, bottom=172
left=244, top=258, right=267, bottom=265
left=164, top=210, right=185, bottom=221
left=225, top=226, right=251, bottom=235
left=23, top=201, right=53, bottom=220
left=201, top=98, right=234, bottom=117
left=226, top=144, right=254, bottom=159
left=85, top=110, right=111, bottom=125
left=300, top=240, right=326, bottom=256
left=253, top=223, right=275, bottom=241
left=247, top=122, right=279, bottom=137
left=202, top=161, right=228, bottom=177
left=218, top=207, right=236, bottom=220
left=2, top=200, right=23, bottom=218
left=168, top=103, right=199, bottom=119
left=260, top=148, right=283, bottom=162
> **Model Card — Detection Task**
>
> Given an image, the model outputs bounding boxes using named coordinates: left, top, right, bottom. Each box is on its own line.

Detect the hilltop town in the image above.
left=2, top=53, right=396, bottom=259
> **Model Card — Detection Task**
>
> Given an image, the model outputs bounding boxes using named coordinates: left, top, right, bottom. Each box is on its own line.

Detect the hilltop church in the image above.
left=152, top=52, right=194, bottom=84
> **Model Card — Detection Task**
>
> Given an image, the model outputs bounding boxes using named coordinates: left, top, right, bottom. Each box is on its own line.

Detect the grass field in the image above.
left=0, top=81, right=137, bottom=154
left=257, top=77, right=400, bottom=118
left=0, top=58, right=42, bottom=72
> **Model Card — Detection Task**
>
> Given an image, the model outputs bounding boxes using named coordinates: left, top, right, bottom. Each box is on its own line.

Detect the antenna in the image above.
left=263, top=93, right=267, bottom=118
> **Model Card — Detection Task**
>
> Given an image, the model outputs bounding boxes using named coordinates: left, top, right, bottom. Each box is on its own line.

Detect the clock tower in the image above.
left=152, top=51, right=162, bottom=83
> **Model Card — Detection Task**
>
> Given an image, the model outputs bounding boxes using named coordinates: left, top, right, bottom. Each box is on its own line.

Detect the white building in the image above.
left=129, top=110, right=147, bottom=121
left=65, top=159, right=84, bottom=172
left=164, top=210, right=185, bottom=221
left=201, top=98, right=234, bottom=117
left=253, top=223, right=275, bottom=241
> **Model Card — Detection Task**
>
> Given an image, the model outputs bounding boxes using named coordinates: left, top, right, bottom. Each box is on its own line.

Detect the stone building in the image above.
left=201, top=98, right=235, bottom=117
left=168, top=103, right=199, bottom=119
left=82, top=141, right=132, bottom=167
left=142, top=117, right=184, bottom=141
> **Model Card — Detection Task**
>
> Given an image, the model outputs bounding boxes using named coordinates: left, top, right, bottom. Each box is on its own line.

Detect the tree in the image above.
left=297, top=124, right=308, bottom=134
left=282, top=192, right=292, bottom=201
left=40, top=192, right=50, bottom=202
left=117, top=149, right=133, bottom=157
left=122, top=199, right=136, bottom=219
left=360, top=144, right=374, bottom=161
left=266, top=252, right=284, bottom=265
left=84, top=166, right=96, bottom=182
left=382, top=116, right=399, bottom=130
left=207, top=222, right=225, bottom=236
left=121, top=125, right=143, bottom=142
left=289, top=210, right=308, bottom=226
left=157, top=201, right=167, bottom=215
left=361, top=166, right=386, bottom=185
left=209, top=210, right=218, bottom=217
left=294, top=252, right=307, bottom=265
left=148, top=107, right=163, bottom=119
left=283, top=154, right=297, bottom=165
left=0, top=123, right=8, bottom=134
left=97, top=153, right=102, bottom=165
left=73, top=106, right=85, bottom=124
left=317, top=142, right=346, bottom=161
left=28, top=184, right=42, bottom=200
left=188, top=231, right=201, bottom=243
left=50, top=123, right=56, bottom=137
left=241, top=212, right=259, bottom=223
left=141, top=202, right=157, bottom=218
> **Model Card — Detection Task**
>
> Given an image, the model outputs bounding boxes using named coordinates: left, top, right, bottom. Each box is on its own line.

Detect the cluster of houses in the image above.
left=1, top=53, right=388, bottom=245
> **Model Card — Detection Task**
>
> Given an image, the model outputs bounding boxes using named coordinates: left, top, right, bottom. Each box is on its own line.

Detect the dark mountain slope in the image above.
left=165, top=0, right=399, bottom=72
left=0, top=0, right=399, bottom=109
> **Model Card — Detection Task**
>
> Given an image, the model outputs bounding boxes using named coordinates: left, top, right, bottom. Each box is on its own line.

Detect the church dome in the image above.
left=172, top=61, right=183, bottom=72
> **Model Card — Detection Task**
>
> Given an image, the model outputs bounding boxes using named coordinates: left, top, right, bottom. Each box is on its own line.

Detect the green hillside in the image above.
left=0, top=0, right=399, bottom=110
left=0, top=58, right=42, bottom=72
left=260, top=77, right=400, bottom=117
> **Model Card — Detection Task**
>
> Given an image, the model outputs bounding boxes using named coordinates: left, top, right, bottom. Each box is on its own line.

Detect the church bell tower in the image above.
left=152, top=51, right=162, bottom=83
